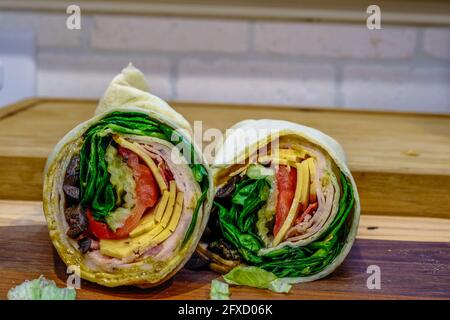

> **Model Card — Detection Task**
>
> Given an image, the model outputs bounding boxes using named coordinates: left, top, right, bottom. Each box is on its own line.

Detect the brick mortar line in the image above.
left=36, top=46, right=450, bottom=68
left=247, top=21, right=256, bottom=54
left=15, top=12, right=449, bottom=67
left=170, top=58, right=180, bottom=100
left=80, top=15, right=94, bottom=53
left=36, top=26, right=450, bottom=68
left=410, top=27, right=450, bottom=66
left=334, top=64, right=345, bottom=108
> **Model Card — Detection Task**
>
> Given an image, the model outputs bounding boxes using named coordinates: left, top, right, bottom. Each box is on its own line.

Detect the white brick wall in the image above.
left=91, top=16, right=249, bottom=53
left=177, top=59, right=336, bottom=107
left=423, top=28, right=450, bottom=61
left=254, top=22, right=417, bottom=59
left=1, top=10, right=449, bottom=113
left=37, top=53, right=171, bottom=99
left=0, top=11, right=82, bottom=48
left=342, top=66, right=450, bottom=113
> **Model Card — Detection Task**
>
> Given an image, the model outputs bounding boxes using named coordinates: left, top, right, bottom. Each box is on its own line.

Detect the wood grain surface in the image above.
left=2, top=200, right=450, bottom=243
left=0, top=99, right=450, bottom=218
left=0, top=98, right=449, bottom=300
left=0, top=222, right=448, bottom=300
left=3, top=199, right=449, bottom=299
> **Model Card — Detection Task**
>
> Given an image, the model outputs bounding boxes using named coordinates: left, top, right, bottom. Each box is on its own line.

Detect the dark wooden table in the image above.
left=1, top=223, right=449, bottom=299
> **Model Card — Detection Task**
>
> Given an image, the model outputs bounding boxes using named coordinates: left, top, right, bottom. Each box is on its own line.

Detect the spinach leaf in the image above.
left=79, top=111, right=209, bottom=228
left=233, top=179, right=270, bottom=232
left=214, top=177, right=270, bottom=264
left=213, top=172, right=355, bottom=278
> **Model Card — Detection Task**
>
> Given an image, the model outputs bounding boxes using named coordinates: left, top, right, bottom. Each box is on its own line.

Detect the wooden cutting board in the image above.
left=0, top=98, right=449, bottom=299
left=2, top=232, right=449, bottom=300
left=1, top=98, right=449, bottom=218
left=0, top=200, right=449, bottom=299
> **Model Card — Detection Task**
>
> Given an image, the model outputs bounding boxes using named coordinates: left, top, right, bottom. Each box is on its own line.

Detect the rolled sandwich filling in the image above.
left=200, top=123, right=358, bottom=280
left=46, top=111, right=209, bottom=285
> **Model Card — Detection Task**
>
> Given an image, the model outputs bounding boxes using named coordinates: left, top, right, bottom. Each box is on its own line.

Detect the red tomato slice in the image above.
left=87, top=208, right=120, bottom=239
left=118, top=147, right=159, bottom=209
left=87, top=146, right=160, bottom=239
left=273, top=165, right=297, bottom=236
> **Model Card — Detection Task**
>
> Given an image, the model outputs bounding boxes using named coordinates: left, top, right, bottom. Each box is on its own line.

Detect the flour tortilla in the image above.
left=212, top=119, right=360, bottom=282
left=43, top=65, right=213, bottom=287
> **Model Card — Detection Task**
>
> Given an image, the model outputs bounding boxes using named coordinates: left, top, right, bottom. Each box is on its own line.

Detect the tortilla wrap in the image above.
left=43, top=64, right=213, bottom=287
left=199, top=119, right=359, bottom=282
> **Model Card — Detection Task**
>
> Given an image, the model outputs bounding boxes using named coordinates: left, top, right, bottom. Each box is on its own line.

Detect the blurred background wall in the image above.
left=0, top=7, right=449, bottom=112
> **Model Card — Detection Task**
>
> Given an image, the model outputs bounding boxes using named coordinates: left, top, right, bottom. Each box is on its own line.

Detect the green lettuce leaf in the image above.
left=7, top=276, right=76, bottom=300
left=80, top=111, right=209, bottom=225
left=223, top=266, right=292, bottom=293
left=104, top=144, right=136, bottom=231
left=246, top=164, right=274, bottom=180
left=268, top=278, right=292, bottom=293
left=210, top=279, right=230, bottom=300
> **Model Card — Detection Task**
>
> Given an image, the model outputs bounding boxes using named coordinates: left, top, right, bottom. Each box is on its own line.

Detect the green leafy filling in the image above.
left=181, top=163, right=209, bottom=246
left=216, top=176, right=270, bottom=264
left=210, top=279, right=230, bottom=300
left=79, top=111, right=209, bottom=244
left=7, top=276, right=76, bottom=300
left=215, top=172, right=354, bottom=278
left=103, top=144, right=136, bottom=231
left=223, top=266, right=292, bottom=293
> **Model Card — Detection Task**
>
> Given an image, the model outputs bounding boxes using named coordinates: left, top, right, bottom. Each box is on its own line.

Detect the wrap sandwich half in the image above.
left=197, top=119, right=360, bottom=282
left=43, top=64, right=213, bottom=287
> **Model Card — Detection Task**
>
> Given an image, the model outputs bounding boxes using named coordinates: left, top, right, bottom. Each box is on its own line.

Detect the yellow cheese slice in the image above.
left=267, top=148, right=307, bottom=162
left=100, top=240, right=133, bottom=259
left=145, top=224, right=165, bottom=238
left=290, top=145, right=308, bottom=159
left=151, top=228, right=172, bottom=244
left=272, top=161, right=305, bottom=247
left=157, top=181, right=176, bottom=223
left=160, top=181, right=178, bottom=228
left=139, top=208, right=157, bottom=225
left=100, top=223, right=176, bottom=259
left=299, top=159, right=311, bottom=210
left=277, top=149, right=301, bottom=162
left=258, top=156, right=291, bottom=167
left=113, top=135, right=167, bottom=192
left=100, top=230, right=158, bottom=259
left=146, top=222, right=173, bottom=245
left=307, top=157, right=317, bottom=202
left=176, top=190, right=183, bottom=206
left=154, top=190, right=170, bottom=223
left=129, top=211, right=156, bottom=238
left=100, top=192, right=180, bottom=258
left=258, top=150, right=305, bottom=167
left=168, top=192, right=184, bottom=232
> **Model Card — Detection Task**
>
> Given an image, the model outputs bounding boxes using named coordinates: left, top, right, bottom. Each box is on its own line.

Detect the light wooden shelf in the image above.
left=1, top=98, right=450, bottom=219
